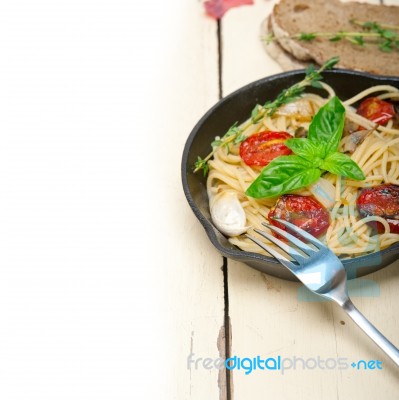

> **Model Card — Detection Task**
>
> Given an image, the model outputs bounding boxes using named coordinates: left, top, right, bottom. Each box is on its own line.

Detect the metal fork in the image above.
left=247, top=219, right=399, bottom=367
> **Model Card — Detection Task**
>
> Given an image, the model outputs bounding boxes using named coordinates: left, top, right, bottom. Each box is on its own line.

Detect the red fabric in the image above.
left=204, top=0, right=254, bottom=19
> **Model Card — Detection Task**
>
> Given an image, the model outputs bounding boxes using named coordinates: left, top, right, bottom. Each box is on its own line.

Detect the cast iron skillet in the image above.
left=181, top=69, right=399, bottom=281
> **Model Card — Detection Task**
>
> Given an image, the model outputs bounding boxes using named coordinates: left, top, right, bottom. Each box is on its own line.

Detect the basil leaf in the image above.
left=308, top=96, right=345, bottom=157
left=244, top=94, right=364, bottom=199
left=285, top=138, right=320, bottom=159
left=320, top=152, right=366, bottom=181
left=245, top=156, right=321, bottom=198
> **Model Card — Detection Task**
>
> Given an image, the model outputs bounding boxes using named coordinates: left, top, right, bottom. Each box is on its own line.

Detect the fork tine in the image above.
left=246, top=234, right=297, bottom=270
left=263, top=223, right=318, bottom=257
left=253, top=228, right=306, bottom=264
left=272, top=219, right=325, bottom=248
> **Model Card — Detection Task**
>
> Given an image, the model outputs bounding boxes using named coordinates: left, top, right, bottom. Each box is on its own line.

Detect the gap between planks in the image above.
left=216, top=18, right=233, bottom=400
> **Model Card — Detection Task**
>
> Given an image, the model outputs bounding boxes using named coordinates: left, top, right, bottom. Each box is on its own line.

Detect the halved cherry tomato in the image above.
left=268, top=194, right=330, bottom=238
left=356, top=184, right=399, bottom=234
left=239, top=131, right=292, bottom=167
left=356, top=97, right=395, bottom=125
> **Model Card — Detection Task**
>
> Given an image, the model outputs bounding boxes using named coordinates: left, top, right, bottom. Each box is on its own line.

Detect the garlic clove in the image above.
left=275, top=99, right=314, bottom=121
left=210, top=191, right=249, bottom=236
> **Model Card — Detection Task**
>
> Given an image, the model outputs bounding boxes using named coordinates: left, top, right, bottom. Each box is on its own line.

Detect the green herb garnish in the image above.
left=251, top=57, right=338, bottom=121
left=245, top=96, right=365, bottom=199
left=194, top=122, right=246, bottom=175
left=265, top=20, right=399, bottom=53
left=193, top=57, right=339, bottom=175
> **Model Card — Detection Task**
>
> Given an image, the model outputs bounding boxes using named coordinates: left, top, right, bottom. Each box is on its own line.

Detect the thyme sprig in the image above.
left=252, top=56, right=339, bottom=122
left=194, top=121, right=250, bottom=175
left=193, top=57, right=339, bottom=175
left=354, top=20, right=399, bottom=52
left=264, top=20, right=399, bottom=53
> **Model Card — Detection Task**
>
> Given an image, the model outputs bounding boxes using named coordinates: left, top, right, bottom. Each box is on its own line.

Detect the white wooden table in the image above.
left=166, top=1, right=399, bottom=399
left=0, top=1, right=398, bottom=399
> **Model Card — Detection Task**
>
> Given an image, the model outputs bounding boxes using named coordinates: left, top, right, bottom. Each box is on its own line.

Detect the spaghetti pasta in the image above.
left=206, top=83, right=399, bottom=258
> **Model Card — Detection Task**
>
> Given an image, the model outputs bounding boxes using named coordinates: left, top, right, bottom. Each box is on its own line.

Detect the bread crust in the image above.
left=263, top=0, right=399, bottom=75
left=261, top=16, right=308, bottom=71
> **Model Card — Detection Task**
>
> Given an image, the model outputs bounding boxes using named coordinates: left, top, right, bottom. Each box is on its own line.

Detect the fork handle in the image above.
left=342, top=299, right=399, bottom=367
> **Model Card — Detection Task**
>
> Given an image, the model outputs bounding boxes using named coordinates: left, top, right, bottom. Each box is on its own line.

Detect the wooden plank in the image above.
left=154, top=2, right=228, bottom=399
left=221, top=0, right=282, bottom=96
left=0, top=1, right=225, bottom=399
left=221, top=0, right=399, bottom=398
left=227, top=259, right=399, bottom=399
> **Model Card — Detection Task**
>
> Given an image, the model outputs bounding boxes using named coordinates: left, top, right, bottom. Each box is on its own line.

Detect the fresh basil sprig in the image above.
left=245, top=96, right=365, bottom=199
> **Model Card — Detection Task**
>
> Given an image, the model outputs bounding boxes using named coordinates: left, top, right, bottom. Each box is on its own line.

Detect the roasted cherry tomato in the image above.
left=268, top=194, right=330, bottom=238
left=356, top=184, right=399, bottom=234
left=356, top=97, right=395, bottom=126
left=239, top=131, right=292, bottom=167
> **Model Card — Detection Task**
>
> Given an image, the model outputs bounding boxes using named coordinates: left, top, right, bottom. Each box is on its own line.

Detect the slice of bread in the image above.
left=261, top=16, right=308, bottom=71
left=263, top=0, right=399, bottom=75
